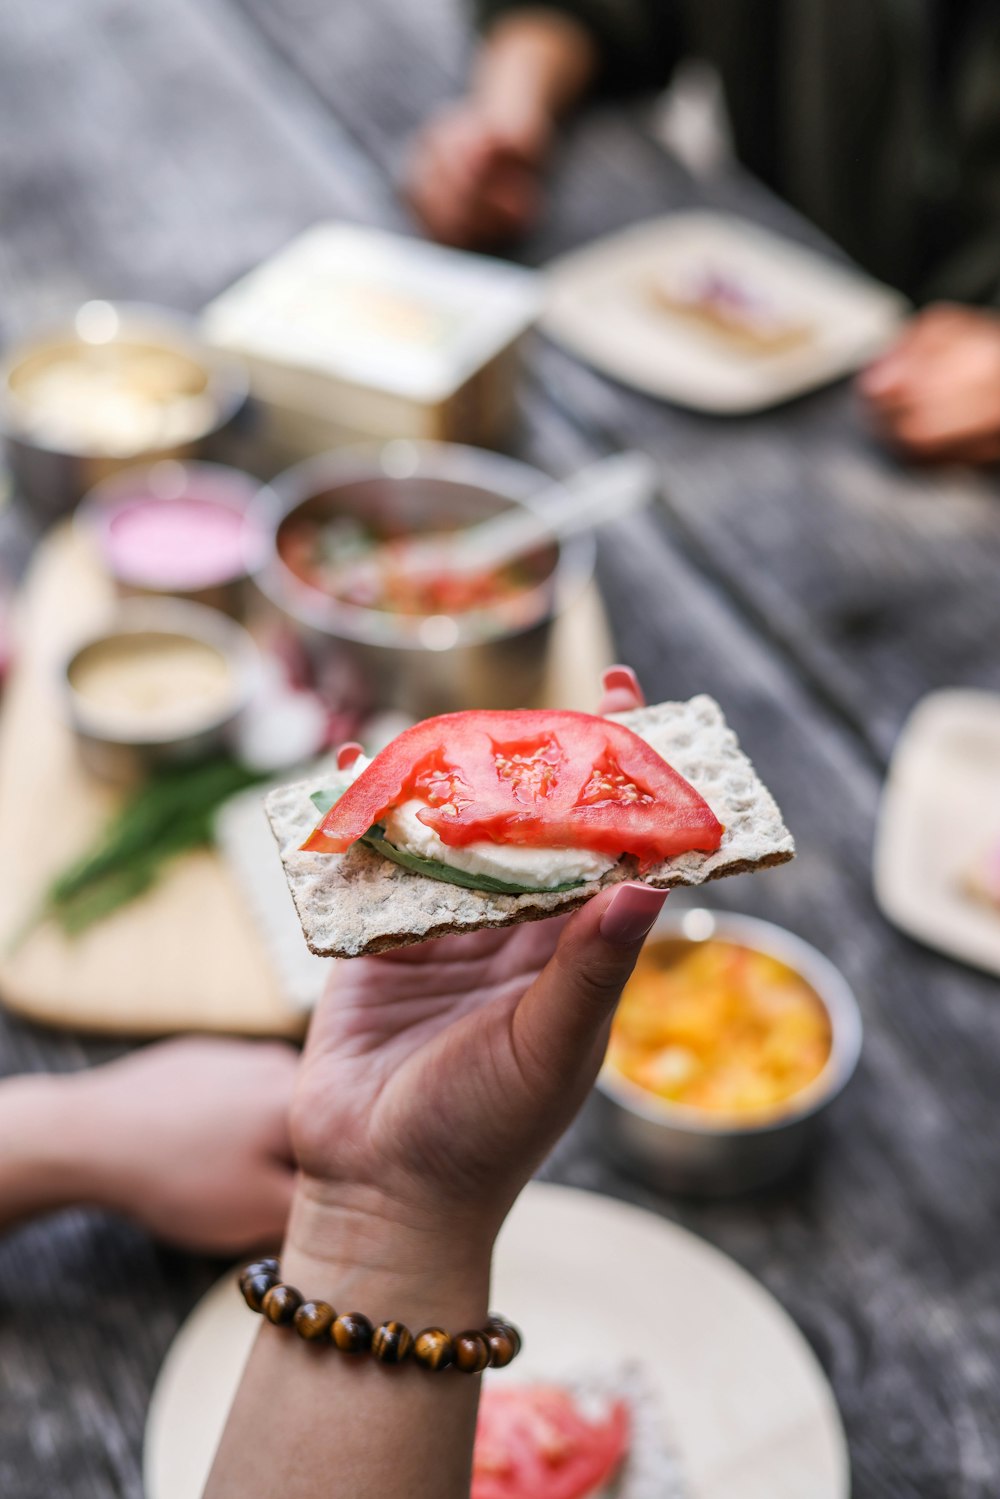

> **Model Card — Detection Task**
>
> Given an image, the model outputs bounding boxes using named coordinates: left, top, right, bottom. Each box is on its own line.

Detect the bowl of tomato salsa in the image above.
left=593, top=907, right=862, bottom=1194
left=251, top=441, right=594, bottom=716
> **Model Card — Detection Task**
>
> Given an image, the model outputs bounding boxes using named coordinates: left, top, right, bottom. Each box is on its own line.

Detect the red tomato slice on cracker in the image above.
left=471, top=1385, right=630, bottom=1499
left=302, top=710, right=722, bottom=864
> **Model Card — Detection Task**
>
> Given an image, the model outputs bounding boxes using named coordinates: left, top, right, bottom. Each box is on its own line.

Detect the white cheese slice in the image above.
left=382, top=798, right=616, bottom=891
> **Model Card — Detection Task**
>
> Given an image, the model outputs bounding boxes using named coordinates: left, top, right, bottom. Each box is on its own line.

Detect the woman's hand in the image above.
left=859, top=304, right=1000, bottom=464
left=402, top=13, right=597, bottom=248
left=403, top=101, right=548, bottom=249
left=285, top=667, right=658, bottom=1279
left=207, top=668, right=655, bottom=1499
left=0, top=1038, right=299, bottom=1255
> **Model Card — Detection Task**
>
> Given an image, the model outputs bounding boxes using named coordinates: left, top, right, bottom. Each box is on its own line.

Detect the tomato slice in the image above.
left=471, top=1385, right=630, bottom=1499
left=301, top=709, right=723, bottom=864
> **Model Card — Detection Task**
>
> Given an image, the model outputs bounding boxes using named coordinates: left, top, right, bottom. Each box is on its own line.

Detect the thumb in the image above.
left=513, top=883, right=667, bottom=1088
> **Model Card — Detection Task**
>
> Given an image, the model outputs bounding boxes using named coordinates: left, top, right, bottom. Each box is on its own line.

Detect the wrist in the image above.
left=0, top=1073, right=90, bottom=1225
left=476, top=12, right=597, bottom=154
left=282, top=1178, right=492, bottom=1329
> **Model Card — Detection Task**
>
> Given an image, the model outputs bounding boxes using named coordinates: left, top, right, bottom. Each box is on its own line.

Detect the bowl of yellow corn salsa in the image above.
left=595, top=907, right=862, bottom=1194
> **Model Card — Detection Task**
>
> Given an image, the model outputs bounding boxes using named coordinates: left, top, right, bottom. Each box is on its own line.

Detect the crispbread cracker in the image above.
left=265, top=695, right=794, bottom=958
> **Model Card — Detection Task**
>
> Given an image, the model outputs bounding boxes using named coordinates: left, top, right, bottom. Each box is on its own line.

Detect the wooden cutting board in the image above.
left=0, top=527, right=305, bottom=1037
left=0, top=526, right=613, bottom=1037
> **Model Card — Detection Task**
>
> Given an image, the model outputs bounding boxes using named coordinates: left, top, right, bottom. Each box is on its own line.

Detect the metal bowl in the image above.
left=0, top=301, right=249, bottom=520
left=76, top=459, right=266, bottom=619
left=251, top=440, right=595, bottom=718
left=61, top=598, right=260, bottom=784
left=592, top=907, right=863, bottom=1195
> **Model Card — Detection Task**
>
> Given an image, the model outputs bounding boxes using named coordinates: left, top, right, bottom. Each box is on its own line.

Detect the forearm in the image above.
left=0, top=1073, right=90, bottom=1230
left=472, top=10, right=599, bottom=145
left=205, top=1187, right=492, bottom=1499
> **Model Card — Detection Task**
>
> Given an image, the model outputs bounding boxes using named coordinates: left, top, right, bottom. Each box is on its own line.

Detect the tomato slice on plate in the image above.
left=471, top=1385, right=630, bottom=1499
left=302, top=710, right=722, bottom=863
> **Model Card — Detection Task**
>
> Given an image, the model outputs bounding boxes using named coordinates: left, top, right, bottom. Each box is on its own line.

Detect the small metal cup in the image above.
left=592, top=907, right=863, bottom=1195
left=0, top=301, right=249, bottom=520
left=61, top=599, right=260, bottom=784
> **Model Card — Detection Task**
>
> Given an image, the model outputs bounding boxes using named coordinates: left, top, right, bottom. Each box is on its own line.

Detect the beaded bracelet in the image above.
left=239, top=1259, right=521, bottom=1374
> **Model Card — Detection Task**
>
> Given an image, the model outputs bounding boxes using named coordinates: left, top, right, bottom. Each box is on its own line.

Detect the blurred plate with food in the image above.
left=542, top=211, right=907, bottom=412
left=875, top=688, right=1000, bottom=975
left=144, top=1181, right=849, bottom=1499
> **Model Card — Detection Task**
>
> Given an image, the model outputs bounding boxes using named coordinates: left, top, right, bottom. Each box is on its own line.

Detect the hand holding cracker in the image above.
left=286, top=668, right=667, bottom=1258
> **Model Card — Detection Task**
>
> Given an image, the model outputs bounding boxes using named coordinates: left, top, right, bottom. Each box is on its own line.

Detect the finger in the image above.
left=337, top=741, right=364, bottom=770
left=892, top=416, right=1000, bottom=464
left=859, top=347, right=929, bottom=411
left=858, top=308, right=963, bottom=402
left=859, top=328, right=922, bottom=400
left=598, top=665, right=644, bottom=715
left=887, top=384, right=1000, bottom=455
left=512, top=883, right=667, bottom=1087
left=859, top=370, right=914, bottom=414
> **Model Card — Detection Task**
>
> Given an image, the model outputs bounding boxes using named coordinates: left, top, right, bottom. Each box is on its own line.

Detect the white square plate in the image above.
left=542, top=211, right=908, bottom=412
left=874, top=689, right=1000, bottom=976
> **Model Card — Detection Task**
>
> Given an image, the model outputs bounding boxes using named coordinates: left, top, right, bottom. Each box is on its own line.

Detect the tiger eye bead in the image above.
left=453, top=1330, right=491, bottom=1374
left=242, top=1271, right=279, bottom=1312
left=293, top=1300, right=336, bottom=1341
left=239, top=1258, right=279, bottom=1293
left=262, top=1284, right=302, bottom=1325
left=332, top=1312, right=374, bottom=1354
left=371, top=1321, right=414, bottom=1365
left=486, top=1316, right=521, bottom=1359
left=413, top=1328, right=454, bottom=1371
left=485, top=1327, right=517, bottom=1368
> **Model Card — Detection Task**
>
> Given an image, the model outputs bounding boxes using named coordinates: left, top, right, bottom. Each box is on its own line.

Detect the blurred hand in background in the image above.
left=403, top=12, right=596, bottom=248
left=403, top=100, right=548, bottom=248
left=0, top=1038, right=298, bottom=1254
left=859, top=305, right=1000, bottom=465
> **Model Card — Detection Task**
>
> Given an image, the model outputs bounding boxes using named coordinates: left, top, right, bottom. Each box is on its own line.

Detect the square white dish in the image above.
left=874, top=689, right=1000, bottom=976
left=541, top=210, right=908, bottom=412
left=203, top=222, right=540, bottom=448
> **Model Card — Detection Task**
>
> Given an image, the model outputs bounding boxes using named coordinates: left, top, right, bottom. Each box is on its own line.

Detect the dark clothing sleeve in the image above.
left=473, top=0, right=683, bottom=97
left=473, top=0, right=1000, bottom=306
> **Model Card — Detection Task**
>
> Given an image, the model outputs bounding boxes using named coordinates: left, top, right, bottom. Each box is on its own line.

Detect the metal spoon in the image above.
left=343, top=451, right=658, bottom=599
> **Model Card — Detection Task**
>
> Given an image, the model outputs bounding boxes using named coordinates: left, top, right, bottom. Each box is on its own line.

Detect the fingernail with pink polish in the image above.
left=601, top=665, right=641, bottom=696
left=600, top=883, right=668, bottom=947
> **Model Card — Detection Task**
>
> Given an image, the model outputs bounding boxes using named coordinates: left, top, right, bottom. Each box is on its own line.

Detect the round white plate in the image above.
left=144, top=1182, right=849, bottom=1499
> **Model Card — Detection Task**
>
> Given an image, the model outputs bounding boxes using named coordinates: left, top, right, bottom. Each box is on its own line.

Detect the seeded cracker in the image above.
left=265, top=696, right=794, bottom=959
